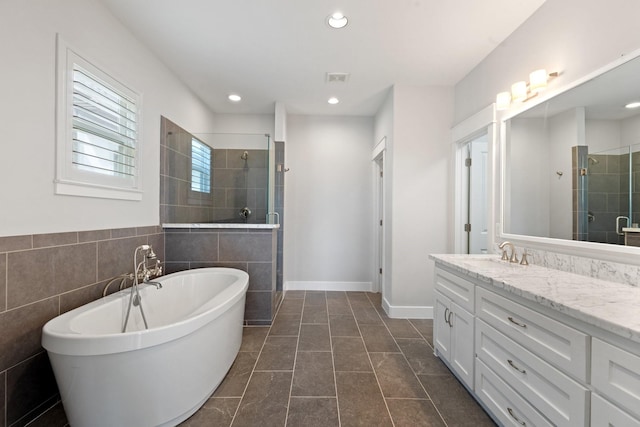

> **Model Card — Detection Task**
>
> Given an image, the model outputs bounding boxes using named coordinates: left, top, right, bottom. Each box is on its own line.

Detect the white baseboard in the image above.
left=382, top=296, right=433, bottom=319
left=284, top=281, right=373, bottom=292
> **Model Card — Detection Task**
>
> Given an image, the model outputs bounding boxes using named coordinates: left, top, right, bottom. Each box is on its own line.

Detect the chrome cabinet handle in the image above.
left=507, top=407, right=526, bottom=426
left=507, top=359, right=526, bottom=374
left=444, top=308, right=450, bottom=326
left=448, top=311, right=453, bottom=328
left=508, top=316, right=527, bottom=328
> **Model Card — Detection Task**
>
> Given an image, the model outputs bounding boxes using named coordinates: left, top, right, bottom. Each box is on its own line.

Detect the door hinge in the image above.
left=464, top=223, right=471, bottom=232
left=465, top=158, right=472, bottom=167
left=379, top=268, right=383, bottom=274
left=380, top=171, right=383, bottom=177
left=379, top=219, right=383, bottom=226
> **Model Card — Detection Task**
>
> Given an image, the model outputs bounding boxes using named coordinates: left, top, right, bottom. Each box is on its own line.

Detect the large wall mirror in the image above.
left=500, top=49, right=640, bottom=258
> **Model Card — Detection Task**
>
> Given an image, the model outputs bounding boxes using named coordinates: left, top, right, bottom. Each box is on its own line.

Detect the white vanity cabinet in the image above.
left=431, top=255, right=640, bottom=427
left=475, top=288, right=590, bottom=426
left=590, top=338, right=640, bottom=426
left=433, top=267, right=475, bottom=388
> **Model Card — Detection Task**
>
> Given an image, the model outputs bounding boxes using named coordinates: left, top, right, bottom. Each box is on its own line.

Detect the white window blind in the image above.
left=191, top=138, right=211, bottom=193
left=56, top=36, right=142, bottom=200
left=72, top=66, right=137, bottom=178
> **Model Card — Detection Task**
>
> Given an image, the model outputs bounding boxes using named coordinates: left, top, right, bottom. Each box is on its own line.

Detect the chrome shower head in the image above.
left=588, top=156, right=599, bottom=165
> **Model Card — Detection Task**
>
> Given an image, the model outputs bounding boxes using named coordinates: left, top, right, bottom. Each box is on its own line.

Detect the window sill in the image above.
left=55, top=180, right=142, bottom=201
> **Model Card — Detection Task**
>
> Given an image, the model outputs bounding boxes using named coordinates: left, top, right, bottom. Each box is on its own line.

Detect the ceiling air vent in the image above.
left=326, top=72, right=350, bottom=83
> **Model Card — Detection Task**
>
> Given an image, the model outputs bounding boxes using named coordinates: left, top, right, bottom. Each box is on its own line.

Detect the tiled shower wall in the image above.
left=160, top=117, right=269, bottom=224
left=586, top=152, right=628, bottom=244
left=164, top=228, right=278, bottom=325
left=0, top=226, right=165, bottom=427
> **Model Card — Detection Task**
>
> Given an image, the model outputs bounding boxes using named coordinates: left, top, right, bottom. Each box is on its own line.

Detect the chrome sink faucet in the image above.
left=499, top=241, right=519, bottom=263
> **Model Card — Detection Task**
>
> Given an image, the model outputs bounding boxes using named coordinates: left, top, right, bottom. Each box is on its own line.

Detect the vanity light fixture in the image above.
left=511, top=81, right=528, bottom=103
left=496, top=91, right=512, bottom=110
left=328, top=97, right=340, bottom=105
left=327, top=12, right=348, bottom=29
left=625, top=101, right=640, bottom=109
left=496, top=69, right=559, bottom=110
left=228, top=94, right=242, bottom=102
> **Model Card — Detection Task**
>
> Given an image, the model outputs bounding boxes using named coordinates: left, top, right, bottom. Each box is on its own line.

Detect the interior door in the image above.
left=469, top=138, right=489, bottom=254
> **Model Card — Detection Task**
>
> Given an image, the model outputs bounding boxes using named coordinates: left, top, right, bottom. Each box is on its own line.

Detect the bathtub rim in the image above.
left=42, top=267, right=249, bottom=357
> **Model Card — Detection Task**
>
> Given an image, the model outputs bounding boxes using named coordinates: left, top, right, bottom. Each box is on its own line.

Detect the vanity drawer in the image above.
left=476, top=287, right=589, bottom=381
left=476, top=320, right=589, bottom=426
left=591, top=393, right=640, bottom=427
left=475, top=359, right=554, bottom=427
left=434, top=267, right=475, bottom=313
left=592, top=338, right=640, bottom=419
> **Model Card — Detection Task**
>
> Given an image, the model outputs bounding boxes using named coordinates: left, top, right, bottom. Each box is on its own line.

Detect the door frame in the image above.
left=372, top=137, right=386, bottom=294
left=452, top=105, right=497, bottom=254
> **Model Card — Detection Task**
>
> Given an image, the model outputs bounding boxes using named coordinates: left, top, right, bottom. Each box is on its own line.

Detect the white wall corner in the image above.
left=382, top=296, right=433, bottom=319
left=284, top=281, right=373, bottom=292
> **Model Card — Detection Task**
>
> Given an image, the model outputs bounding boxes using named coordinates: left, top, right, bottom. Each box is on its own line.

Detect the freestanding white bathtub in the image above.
left=42, top=267, right=249, bottom=427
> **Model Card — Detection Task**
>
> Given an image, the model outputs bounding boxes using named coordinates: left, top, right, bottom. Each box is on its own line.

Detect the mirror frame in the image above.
left=498, top=47, right=640, bottom=265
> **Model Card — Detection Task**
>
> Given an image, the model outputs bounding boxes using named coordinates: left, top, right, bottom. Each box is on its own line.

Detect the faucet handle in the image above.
left=520, top=251, right=529, bottom=266
left=501, top=250, right=509, bottom=261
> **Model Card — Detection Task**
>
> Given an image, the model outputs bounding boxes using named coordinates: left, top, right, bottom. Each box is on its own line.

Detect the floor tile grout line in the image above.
left=407, top=318, right=435, bottom=350
left=229, top=331, right=269, bottom=425
left=367, top=294, right=451, bottom=427
left=327, top=291, right=342, bottom=427
left=229, top=298, right=284, bottom=427
left=283, top=290, right=305, bottom=427
left=346, top=292, right=397, bottom=427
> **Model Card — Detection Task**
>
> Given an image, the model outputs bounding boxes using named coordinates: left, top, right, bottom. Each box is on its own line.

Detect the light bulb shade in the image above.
left=511, top=81, right=528, bottom=103
left=496, top=91, right=511, bottom=110
left=327, top=12, right=348, bottom=28
left=529, top=69, right=548, bottom=92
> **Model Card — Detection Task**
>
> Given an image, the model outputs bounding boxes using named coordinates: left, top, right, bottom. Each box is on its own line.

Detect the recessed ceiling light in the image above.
left=228, top=94, right=242, bottom=102
left=625, top=101, right=640, bottom=109
left=328, top=97, right=340, bottom=105
left=327, top=12, right=348, bottom=29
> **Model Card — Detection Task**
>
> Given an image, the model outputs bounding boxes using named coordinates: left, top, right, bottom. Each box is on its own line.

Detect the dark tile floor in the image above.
left=180, top=291, right=497, bottom=427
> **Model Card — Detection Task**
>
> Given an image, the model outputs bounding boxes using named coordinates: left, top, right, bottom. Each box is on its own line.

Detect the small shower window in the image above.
left=191, top=138, right=211, bottom=193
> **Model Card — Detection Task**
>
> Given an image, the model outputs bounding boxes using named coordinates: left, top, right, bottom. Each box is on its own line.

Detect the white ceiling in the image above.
left=100, top=0, right=546, bottom=116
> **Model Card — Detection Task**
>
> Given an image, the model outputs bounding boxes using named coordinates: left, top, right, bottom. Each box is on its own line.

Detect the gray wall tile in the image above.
left=247, top=263, right=273, bottom=291
left=0, top=254, right=6, bottom=313
left=7, top=243, right=97, bottom=308
left=110, top=227, right=137, bottom=238
left=0, top=298, right=58, bottom=372
left=7, top=353, right=58, bottom=426
left=244, top=291, right=272, bottom=321
left=0, top=371, right=5, bottom=427
left=219, top=233, right=272, bottom=262
left=0, top=235, right=32, bottom=253
left=97, top=236, right=148, bottom=281
left=165, top=232, right=219, bottom=262
left=33, top=232, right=78, bottom=248
left=78, top=229, right=111, bottom=243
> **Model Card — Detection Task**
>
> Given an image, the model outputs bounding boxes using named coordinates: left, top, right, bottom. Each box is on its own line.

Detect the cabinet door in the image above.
left=434, top=291, right=451, bottom=360
left=592, top=338, right=640, bottom=419
left=591, top=393, right=640, bottom=427
left=450, top=302, right=474, bottom=388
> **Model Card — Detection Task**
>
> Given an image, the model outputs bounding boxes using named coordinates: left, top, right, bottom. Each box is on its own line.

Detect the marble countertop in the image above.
left=163, top=223, right=280, bottom=229
left=430, top=254, right=640, bottom=345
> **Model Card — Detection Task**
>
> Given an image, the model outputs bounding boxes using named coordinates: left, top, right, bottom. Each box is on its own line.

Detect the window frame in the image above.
left=55, top=35, right=143, bottom=200
left=190, top=137, right=212, bottom=194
